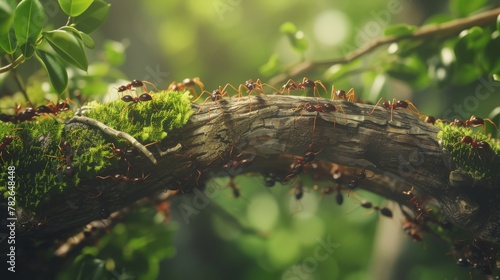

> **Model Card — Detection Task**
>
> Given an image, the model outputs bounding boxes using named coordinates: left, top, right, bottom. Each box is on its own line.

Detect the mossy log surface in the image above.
left=2, top=94, right=500, bottom=246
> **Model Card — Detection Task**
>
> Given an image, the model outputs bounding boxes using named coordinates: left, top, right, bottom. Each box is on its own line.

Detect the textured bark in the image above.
left=9, top=95, right=500, bottom=246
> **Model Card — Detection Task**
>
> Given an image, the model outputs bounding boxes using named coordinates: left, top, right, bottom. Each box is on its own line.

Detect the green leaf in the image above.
left=279, top=21, right=308, bottom=54
left=60, top=25, right=95, bottom=48
left=493, top=74, right=500, bottom=81
left=73, top=0, right=110, bottom=34
left=0, top=0, right=16, bottom=36
left=18, top=42, right=35, bottom=58
left=383, top=24, right=417, bottom=37
left=450, top=0, right=487, bottom=17
left=259, top=54, right=280, bottom=76
left=13, top=0, right=45, bottom=48
left=0, top=28, right=17, bottom=54
left=36, top=49, right=68, bottom=93
left=43, top=30, right=88, bottom=71
left=58, top=0, right=94, bottom=17
left=103, top=40, right=125, bottom=66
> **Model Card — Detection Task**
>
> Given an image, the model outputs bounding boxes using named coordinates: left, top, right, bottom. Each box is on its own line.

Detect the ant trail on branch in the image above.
left=369, top=98, right=420, bottom=122
left=66, top=115, right=157, bottom=164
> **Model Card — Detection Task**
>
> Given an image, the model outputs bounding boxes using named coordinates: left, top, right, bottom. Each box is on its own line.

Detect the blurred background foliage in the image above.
left=2, top=0, right=500, bottom=279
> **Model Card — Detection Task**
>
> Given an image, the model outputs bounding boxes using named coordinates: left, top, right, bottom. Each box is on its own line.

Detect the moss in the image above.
left=436, top=123, right=500, bottom=182
left=0, top=90, right=193, bottom=211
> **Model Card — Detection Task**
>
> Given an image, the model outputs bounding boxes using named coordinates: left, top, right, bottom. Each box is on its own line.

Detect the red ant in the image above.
left=403, top=186, right=427, bottom=220
left=236, top=79, right=279, bottom=111
left=402, top=218, right=423, bottom=242
left=331, top=85, right=356, bottom=102
left=294, top=101, right=345, bottom=133
left=0, top=136, right=16, bottom=162
left=370, top=98, right=420, bottom=121
left=223, top=154, right=255, bottom=171
left=450, top=115, right=499, bottom=133
left=282, top=144, right=322, bottom=183
left=117, top=79, right=158, bottom=94
left=347, top=170, right=368, bottom=190
left=96, top=172, right=150, bottom=183
left=228, top=177, right=241, bottom=198
left=1, top=105, right=37, bottom=124
left=280, top=77, right=328, bottom=97
left=452, top=136, right=493, bottom=161
left=107, top=143, right=137, bottom=173
left=46, top=141, right=75, bottom=177
left=194, top=84, right=236, bottom=117
left=359, top=200, right=393, bottom=218
left=35, top=98, right=75, bottom=115
left=168, top=77, right=205, bottom=98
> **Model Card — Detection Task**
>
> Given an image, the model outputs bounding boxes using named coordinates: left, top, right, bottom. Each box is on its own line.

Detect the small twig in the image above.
left=269, top=7, right=500, bottom=85
left=10, top=68, right=33, bottom=107
left=66, top=115, right=158, bottom=164
left=0, top=54, right=25, bottom=73
left=156, top=143, right=182, bottom=157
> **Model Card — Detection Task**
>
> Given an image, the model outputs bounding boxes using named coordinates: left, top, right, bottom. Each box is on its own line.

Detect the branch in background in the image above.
left=268, top=7, right=500, bottom=85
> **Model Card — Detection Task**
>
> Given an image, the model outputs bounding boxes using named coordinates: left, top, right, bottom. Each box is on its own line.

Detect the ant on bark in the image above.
left=280, top=77, right=328, bottom=97
left=294, top=101, right=345, bottom=133
left=347, top=170, right=369, bottom=190
left=194, top=84, right=236, bottom=118
left=282, top=144, right=322, bottom=183
left=236, top=79, right=279, bottom=111
left=107, top=143, right=138, bottom=173
left=369, top=98, right=420, bottom=121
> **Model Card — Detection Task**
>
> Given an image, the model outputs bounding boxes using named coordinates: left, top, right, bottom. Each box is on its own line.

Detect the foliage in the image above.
left=0, top=0, right=110, bottom=94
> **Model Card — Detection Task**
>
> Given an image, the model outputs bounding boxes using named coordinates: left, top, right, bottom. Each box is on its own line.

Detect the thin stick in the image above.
left=66, top=115, right=157, bottom=164
left=268, top=7, right=500, bottom=85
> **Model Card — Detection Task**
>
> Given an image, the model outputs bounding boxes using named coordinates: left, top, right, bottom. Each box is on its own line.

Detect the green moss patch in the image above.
left=0, top=90, right=193, bottom=211
left=437, top=123, right=500, bottom=182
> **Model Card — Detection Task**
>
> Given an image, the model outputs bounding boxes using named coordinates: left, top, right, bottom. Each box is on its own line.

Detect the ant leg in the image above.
left=314, top=80, right=328, bottom=98
left=141, top=80, right=158, bottom=92
left=369, top=97, right=389, bottom=116
left=346, top=88, right=356, bottom=102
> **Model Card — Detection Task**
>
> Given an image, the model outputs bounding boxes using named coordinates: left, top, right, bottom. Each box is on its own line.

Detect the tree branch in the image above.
left=268, top=7, right=500, bottom=85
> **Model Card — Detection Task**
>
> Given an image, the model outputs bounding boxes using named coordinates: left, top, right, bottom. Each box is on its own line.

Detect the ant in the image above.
left=369, top=98, right=420, bottom=121
left=107, top=143, right=137, bottom=172
left=236, top=79, right=279, bottom=111
left=117, top=79, right=158, bottom=94
left=1, top=105, right=37, bottom=124
left=1, top=135, right=19, bottom=162
left=223, top=154, right=255, bottom=171
left=331, top=86, right=356, bottom=102
left=359, top=200, right=393, bottom=218
left=452, top=136, right=493, bottom=161
left=280, top=77, right=328, bottom=97
left=194, top=84, right=236, bottom=117
left=402, top=218, right=423, bottom=242
left=450, top=115, right=499, bottom=133
left=35, top=98, right=75, bottom=115
left=96, top=172, right=151, bottom=183
left=402, top=186, right=427, bottom=220
left=46, top=141, right=75, bottom=177
left=294, top=101, right=344, bottom=133
left=454, top=239, right=498, bottom=276
left=347, top=170, right=368, bottom=190
left=168, top=77, right=205, bottom=98
left=120, top=92, right=158, bottom=118
left=282, top=144, right=322, bottom=183
left=228, top=177, right=241, bottom=198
